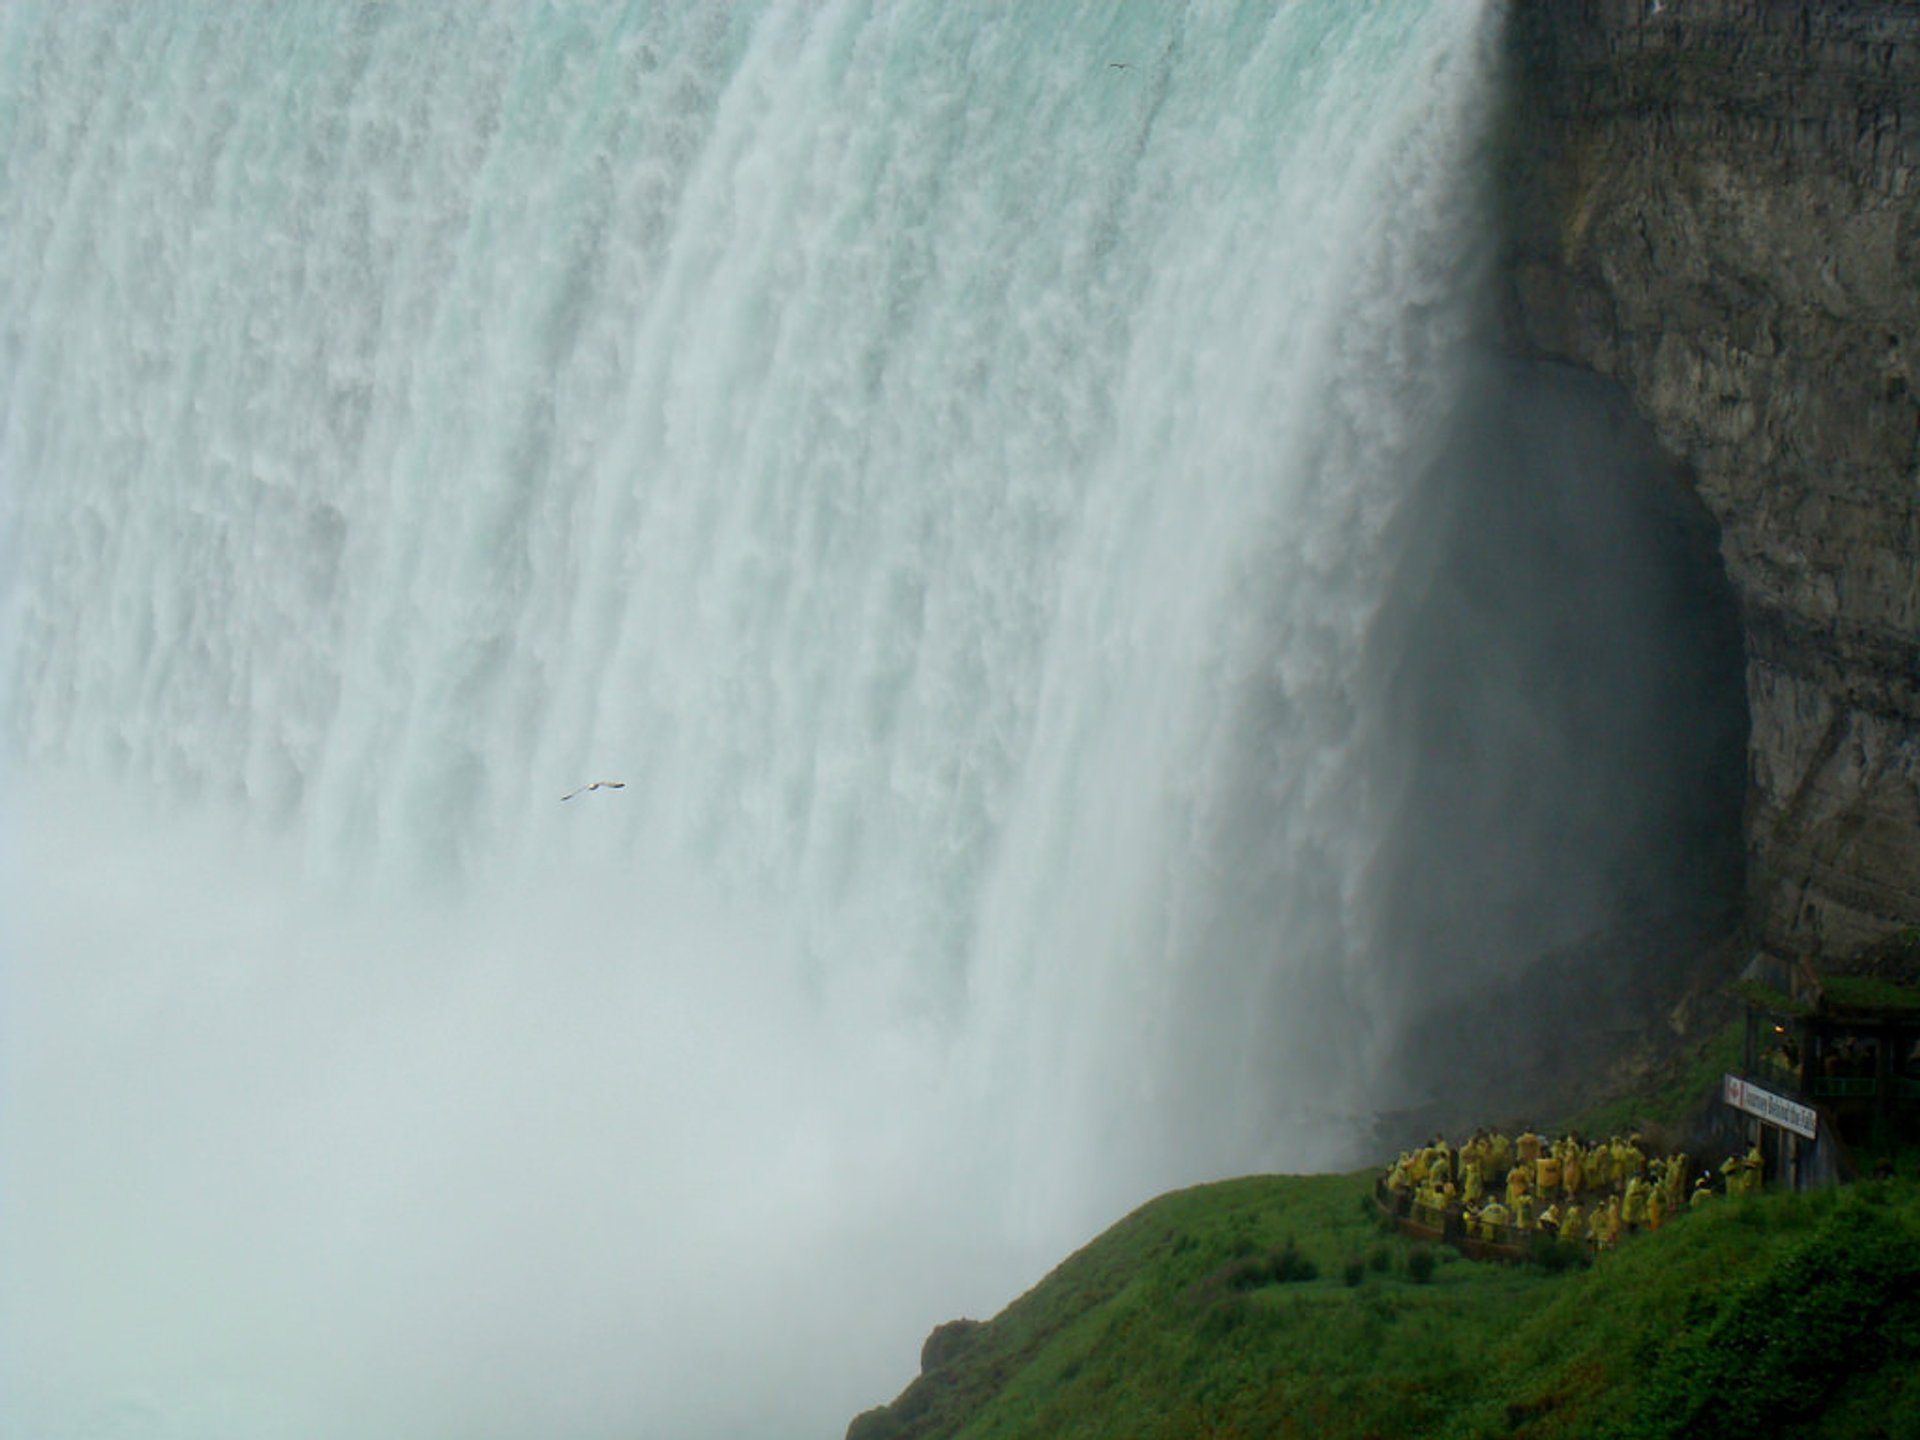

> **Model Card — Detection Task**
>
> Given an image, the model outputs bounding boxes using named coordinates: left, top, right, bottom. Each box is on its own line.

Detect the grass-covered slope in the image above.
left=849, top=1173, right=1920, bottom=1440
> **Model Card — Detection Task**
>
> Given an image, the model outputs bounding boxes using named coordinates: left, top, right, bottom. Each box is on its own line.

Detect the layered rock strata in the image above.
left=1505, top=0, right=1920, bottom=956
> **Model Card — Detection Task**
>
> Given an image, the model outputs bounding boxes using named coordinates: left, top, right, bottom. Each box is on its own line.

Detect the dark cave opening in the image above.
left=1366, top=357, right=1750, bottom=1122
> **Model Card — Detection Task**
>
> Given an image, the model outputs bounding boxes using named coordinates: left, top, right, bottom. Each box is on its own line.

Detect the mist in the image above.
left=3, top=774, right=1020, bottom=1438
left=1364, top=357, right=1749, bottom=1112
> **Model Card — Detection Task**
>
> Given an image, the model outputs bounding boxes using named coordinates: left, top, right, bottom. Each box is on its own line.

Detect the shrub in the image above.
left=1342, top=1257, right=1367, bottom=1288
left=1406, top=1247, right=1437, bottom=1284
left=1624, top=1202, right=1920, bottom=1438
left=1205, top=1240, right=1321, bottom=1296
left=1527, top=1236, right=1591, bottom=1274
left=1198, top=1293, right=1253, bottom=1341
left=1272, top=1239, right=1319, bottom=1284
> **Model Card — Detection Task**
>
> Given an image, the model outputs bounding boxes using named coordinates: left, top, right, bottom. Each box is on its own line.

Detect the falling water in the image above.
left=0, top=3, right=1505, bottom=1436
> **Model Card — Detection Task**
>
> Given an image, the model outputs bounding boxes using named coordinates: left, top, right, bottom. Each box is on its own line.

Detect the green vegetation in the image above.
left=1567, top=1014, right=1745, bottom=1142
left=1731, top=979, right=1811, bottom=1018
left=850, top=972, right=1920, bottom=1439
left=1818, top=974, right=1920, bottom=1014
left=851, top=1174, right=1920, bottom=1440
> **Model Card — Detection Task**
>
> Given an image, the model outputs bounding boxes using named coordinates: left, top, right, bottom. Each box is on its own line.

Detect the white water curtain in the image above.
left=0, top=4, right=1498, bottom=1436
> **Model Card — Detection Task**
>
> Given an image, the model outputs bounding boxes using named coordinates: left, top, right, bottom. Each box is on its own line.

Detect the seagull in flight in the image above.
left=561, top=780, right=626, bottom=801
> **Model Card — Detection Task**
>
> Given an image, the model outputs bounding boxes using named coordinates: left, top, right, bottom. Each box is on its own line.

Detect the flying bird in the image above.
left=561, top=780, right=626, bottom=801
left=1108, top=62, right=1131, bottom=70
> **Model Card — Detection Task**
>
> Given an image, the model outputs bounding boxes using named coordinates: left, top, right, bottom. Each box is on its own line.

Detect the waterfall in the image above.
left=0, top=3, right=1501, bottom=1436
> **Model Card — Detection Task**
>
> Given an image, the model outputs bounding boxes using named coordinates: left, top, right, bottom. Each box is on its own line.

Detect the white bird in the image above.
left=561, top=780, right=626, bottom=801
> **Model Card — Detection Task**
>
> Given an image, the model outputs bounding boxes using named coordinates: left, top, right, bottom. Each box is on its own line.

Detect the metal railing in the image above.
left=1811, top=1076, right=1879, bottom=1099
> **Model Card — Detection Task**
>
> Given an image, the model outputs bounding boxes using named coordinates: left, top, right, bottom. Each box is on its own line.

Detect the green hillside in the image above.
left=848, top=1170, right=1920, bottom=1440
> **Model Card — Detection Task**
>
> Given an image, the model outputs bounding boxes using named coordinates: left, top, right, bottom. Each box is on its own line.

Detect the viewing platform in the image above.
left=1735, top=938, right=1920, bottom=1171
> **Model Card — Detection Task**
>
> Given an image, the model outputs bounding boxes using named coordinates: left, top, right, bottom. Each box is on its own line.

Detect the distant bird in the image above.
left=1108, top=62, right=1131, bottom=70
left=561, top=780, right=626, bottom=801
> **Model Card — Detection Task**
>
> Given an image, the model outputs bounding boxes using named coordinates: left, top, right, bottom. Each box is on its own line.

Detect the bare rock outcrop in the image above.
left=1506, top=0, right=1920, bottom=956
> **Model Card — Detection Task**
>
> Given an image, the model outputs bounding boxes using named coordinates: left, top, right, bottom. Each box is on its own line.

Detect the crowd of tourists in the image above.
left=1379, top=1128, right=1764, bottom=1253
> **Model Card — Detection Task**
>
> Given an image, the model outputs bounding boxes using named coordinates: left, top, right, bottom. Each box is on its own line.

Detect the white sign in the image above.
left=1723, top=1074, right=1819, bottom=1140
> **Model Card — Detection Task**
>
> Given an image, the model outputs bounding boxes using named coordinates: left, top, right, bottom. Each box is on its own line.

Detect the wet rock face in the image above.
left=1506, top=0, right=1920, bottom=955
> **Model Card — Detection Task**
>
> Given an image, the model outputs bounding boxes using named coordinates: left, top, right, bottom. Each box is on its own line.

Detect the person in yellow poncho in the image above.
left=1516, top=1130, right=1543, bottom=1167
left=1622, top=1174, right=1651, bottom=1230
left=1561, top=1199, right=1586, bottom=1244
left=1597, top=1194, right=1623, bottom=1249
left=1561, top=1137, right=1585, bottom=1198
left=1613, top=1133, right=1646, bottom=1181
left=1587, top=1139, right=1612, bottom=1192
left=1506, top=1161, right=1531, bottom=1209
left=1663, top=1152, right=1690, bottom=1214
left=1536, top=1146, right=1562, bottom=1198
left=1461, top=1156, right=1484, bottom=1206
left=1719, top=1150, right=1743, bottom=1194
left=1582, top=1205, right=1612, bottom=1251
left=1479, top=1198, right=1511, bottom=1243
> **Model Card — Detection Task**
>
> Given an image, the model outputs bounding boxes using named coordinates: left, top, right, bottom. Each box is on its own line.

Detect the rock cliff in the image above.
left=1504, top=0, right=1920, bottom=957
